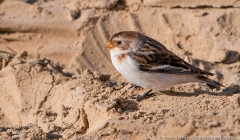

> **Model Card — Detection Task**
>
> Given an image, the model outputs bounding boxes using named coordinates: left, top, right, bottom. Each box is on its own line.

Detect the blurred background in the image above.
left=0, top=0, right=240, bottom=85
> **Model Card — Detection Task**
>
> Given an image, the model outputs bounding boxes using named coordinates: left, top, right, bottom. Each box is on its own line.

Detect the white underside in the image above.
left=111, top=53, right=200, bottom=90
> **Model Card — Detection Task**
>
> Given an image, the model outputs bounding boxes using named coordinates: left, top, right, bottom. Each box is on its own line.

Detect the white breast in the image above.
left=111, top=52, right=166, bottom=90
left=111, top=54, right=141, bottom=84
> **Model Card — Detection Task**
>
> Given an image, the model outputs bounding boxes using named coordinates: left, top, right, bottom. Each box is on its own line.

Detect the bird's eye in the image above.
left=117, top=41, right=122, bottom=45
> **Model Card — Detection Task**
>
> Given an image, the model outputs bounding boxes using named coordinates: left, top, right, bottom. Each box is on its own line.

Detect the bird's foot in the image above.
left=128, top=84, right=140, bottom=89
left=130, top=90, right=154, bottom=101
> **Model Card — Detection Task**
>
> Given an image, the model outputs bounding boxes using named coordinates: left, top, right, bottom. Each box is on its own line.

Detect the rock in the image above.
left=222, top=50, right=240, bottom=64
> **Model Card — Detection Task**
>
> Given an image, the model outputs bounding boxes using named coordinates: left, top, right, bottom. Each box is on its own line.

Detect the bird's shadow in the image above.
left=154, top=84, right=240, bottom=97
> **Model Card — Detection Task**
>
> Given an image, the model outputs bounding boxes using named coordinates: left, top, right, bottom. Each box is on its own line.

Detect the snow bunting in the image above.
left=107, top=31, right=223, bottom=100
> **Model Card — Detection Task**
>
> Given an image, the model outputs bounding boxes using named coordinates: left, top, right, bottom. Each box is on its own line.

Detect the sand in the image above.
left=0, top=0, right=240, bottom=139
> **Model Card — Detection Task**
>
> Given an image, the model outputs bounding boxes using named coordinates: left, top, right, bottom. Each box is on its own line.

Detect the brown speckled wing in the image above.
left=127, top=37, right=214, bottom=76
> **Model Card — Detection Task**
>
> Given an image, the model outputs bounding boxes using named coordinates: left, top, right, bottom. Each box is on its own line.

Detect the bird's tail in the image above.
left=196, top=76, right=224, bottom=90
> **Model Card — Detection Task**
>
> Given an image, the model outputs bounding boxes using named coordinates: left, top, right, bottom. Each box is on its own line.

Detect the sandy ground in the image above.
left=0, top=0, right=240, bottom=139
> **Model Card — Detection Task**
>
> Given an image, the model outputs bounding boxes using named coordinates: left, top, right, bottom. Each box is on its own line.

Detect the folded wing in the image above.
left=127, top=37, right=213, bottom=76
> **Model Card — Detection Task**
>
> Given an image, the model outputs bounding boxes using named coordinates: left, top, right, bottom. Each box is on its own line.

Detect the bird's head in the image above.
left=107, top=31, right=143, bottom=56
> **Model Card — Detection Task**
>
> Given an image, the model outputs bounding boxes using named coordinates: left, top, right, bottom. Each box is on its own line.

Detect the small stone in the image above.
left=208, top=120, right=221, bottom=127
left=222, top=50, right=240, bottom=64
left=68, top=9, right=80, bottom=20
left=117, top=108, right=123, bottom=113
left=15, top=51, right=28, bottom=59
left=120, top=129, right=132, bottom=135
left=205, top=100, right=210, bottom=104
left=99, top=74, right=111, bottom=82
left=118, top=116, right=124, bottom=120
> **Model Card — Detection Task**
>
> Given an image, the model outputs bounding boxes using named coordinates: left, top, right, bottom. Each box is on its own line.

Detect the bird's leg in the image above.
left=135, top=89, right=154, bottom=101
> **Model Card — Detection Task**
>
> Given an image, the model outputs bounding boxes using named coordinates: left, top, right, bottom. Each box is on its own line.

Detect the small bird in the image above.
left=106, top=31, right=223, bottom=101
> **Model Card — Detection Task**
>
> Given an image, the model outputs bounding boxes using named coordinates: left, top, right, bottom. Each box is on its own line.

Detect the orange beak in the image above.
left=107, top=42, right=113, bottom=49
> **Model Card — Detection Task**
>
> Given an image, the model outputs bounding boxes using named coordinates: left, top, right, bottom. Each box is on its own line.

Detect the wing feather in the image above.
left=127, top=37, right=214, bottom=76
